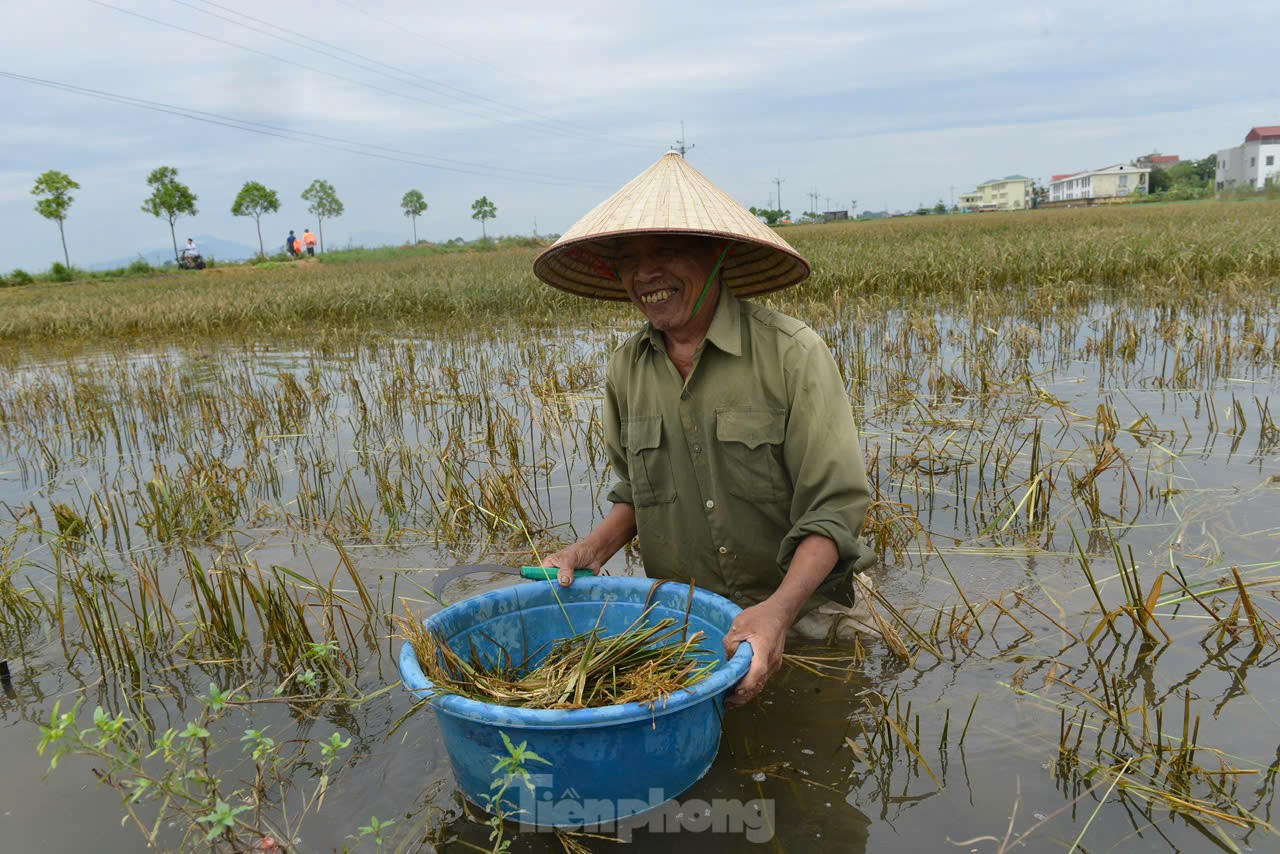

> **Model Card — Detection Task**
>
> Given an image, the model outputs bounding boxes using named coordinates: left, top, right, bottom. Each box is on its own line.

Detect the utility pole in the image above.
left=949, top=185, right=956, bottom=208
left=533, top=217, right=539, bottom=238
left=670, top=121, right=695, bottom=157
left=772, top=172, right=785, bottom=213
left=824, top=195, right=832, bottom=212
left=850, top=199, right=857, bottom=216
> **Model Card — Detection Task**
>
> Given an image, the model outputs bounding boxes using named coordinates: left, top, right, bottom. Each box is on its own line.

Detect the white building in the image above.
left=1048, top=164, right=1150, bottom=204
left=1216, top=125, right=1280, bottom=192
left=958, top=175, right=1034, bottom=212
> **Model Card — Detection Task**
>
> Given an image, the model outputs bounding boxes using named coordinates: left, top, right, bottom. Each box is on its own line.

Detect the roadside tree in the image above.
left=748, top=206, right=790, bottom=225
left=141, top=166, right=199, bottom=263
left=401, top=190, right=428, bottom=244
left=301, top=179, right=343, bottom=253
left=471, top=196, right=497, bottom=239
left=32, top=170, right=80, bottom=268
left=231, top=181, right=281, bottom=257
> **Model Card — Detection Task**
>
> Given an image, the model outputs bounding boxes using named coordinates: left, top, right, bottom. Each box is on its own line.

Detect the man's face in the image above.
left=614, top=235, right=722, bottom=333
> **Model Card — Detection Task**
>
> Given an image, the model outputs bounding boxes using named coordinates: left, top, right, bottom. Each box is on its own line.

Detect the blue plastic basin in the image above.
left=398, top=576, right=752, bottom=827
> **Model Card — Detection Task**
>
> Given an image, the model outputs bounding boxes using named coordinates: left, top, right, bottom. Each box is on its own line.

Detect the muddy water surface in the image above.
left=2, top=296, right=1279, bottom=851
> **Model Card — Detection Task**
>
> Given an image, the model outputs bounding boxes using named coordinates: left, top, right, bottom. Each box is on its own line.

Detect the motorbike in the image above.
left=178, top=253, right=206, bottom=270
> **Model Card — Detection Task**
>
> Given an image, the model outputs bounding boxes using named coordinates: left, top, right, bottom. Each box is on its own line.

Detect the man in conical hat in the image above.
left=537, top=153, right=876, bottom=706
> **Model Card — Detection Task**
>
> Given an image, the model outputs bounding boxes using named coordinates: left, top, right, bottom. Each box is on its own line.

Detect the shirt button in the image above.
left=692, top=445, right=701, bottom=453
left=718, top=546, right=728, bottom=555
left=705, top=499, right=715, bottom=509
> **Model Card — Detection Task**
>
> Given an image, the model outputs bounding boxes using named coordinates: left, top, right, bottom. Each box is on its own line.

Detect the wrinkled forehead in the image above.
left=584, top=233, right=721, bottom=260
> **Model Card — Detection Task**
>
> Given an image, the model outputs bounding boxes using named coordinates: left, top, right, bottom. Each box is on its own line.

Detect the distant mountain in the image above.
left=88, top=235, right=259, bottom=271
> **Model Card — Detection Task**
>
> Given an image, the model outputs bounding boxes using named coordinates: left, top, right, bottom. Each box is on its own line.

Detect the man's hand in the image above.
left=721, top=535, right=839, bottom=706
left=723, top=601, right=791, bottom=706
left=541, top=541, right=604, bottom=587
left=541, top=503, right=638, bottom=587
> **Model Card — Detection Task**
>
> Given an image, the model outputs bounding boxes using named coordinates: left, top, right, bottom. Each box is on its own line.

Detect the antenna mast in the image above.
left=670, top=121, right=695, bottom=157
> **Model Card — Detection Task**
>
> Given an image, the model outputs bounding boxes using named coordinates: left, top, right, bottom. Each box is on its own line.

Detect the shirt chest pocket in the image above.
left=625, top=415, right=677, bottom=506
left=715, top=408, right=790, bottom=504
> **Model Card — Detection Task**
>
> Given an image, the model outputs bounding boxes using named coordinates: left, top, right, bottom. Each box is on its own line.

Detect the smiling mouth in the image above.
left=640, top=288, right=677, bottom=305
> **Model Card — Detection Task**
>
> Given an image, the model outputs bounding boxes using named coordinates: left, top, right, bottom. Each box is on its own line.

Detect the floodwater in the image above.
left=1, top=294, right=1279, bottom=852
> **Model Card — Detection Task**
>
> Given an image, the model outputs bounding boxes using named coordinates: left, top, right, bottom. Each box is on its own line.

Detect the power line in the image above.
left=171, top=0, right=651, bottom=150
left=0, top=70, right=612, bottom=188
left=87, top=0, right=646, bottom=152
left=328, top=0, right=656, bottom=149
left=86, top=0, right=501, bottom=129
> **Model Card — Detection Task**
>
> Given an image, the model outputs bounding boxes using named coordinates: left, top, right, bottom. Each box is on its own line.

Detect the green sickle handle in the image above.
left=519, top=566, right=595, bottom=581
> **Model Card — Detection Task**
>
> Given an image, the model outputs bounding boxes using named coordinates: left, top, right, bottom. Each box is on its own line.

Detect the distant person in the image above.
left=302, top=228, right=317, bottom=256
left=180, top=238, right=204, bottom=269
left=286, top=230, right=298, bottom=257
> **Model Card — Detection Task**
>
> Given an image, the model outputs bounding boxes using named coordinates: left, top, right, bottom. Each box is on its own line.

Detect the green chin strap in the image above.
left=689, top=243, right=731, bottom=322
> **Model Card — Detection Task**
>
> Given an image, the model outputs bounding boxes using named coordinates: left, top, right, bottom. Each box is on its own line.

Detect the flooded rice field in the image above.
left=2, top=284, right=1279, bottom=852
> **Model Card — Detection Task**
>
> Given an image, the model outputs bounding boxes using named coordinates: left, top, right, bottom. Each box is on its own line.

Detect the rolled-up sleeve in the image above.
left=776, top=331, right=870, bottom=569
left=603, top=368, right=634, bottom=506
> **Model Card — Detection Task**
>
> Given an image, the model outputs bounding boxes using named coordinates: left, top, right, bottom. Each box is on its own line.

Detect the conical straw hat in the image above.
left=533, top=152, right=811, bottom=300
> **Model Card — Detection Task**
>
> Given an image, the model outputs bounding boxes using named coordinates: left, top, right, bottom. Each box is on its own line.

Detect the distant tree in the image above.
left=749, top=206, right=791, bottom=226
left=471, top=195, right=497, bottom=239
left=231, top=181, right=281, bottom=257
left=1161, top=162, right=1195, bottom=189
left=1193, top=154, right=1217, bottom=186
left=31, top=170, right=80, bottom=267
left=1146, top=155, right=1217, bottom=198
left=1148, top=167, right=1173, bottom=194
left=401, top=189, right=428, bottom=243
left=141, top=166, right=199, bottom=263
left=932, top=199, right=947, bottom=215
left=301, top=179, right=344, bottom=253
left=1169, top=155, right=1217, bottom=189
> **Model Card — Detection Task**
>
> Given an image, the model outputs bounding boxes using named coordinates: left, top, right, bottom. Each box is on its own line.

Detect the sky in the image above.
left=2, top=0, right=1278, bottom=270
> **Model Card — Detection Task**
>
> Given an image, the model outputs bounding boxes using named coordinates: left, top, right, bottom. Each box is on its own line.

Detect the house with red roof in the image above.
left=1135, top=152, right=1181, bottom=169
left=1216, top=125, right=1280, bottom=192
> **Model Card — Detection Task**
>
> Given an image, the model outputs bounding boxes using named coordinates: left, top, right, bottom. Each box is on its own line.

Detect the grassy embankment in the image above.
left=2, top=201, right=1278, bottom=346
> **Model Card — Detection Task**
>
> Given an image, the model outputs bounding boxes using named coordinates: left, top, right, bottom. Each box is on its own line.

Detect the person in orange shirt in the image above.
left=302, top=229, right=317, bottom=256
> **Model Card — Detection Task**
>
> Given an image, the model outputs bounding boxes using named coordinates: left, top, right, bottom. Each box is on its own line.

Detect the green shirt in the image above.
left=604, top=287, right=874, bottom=613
